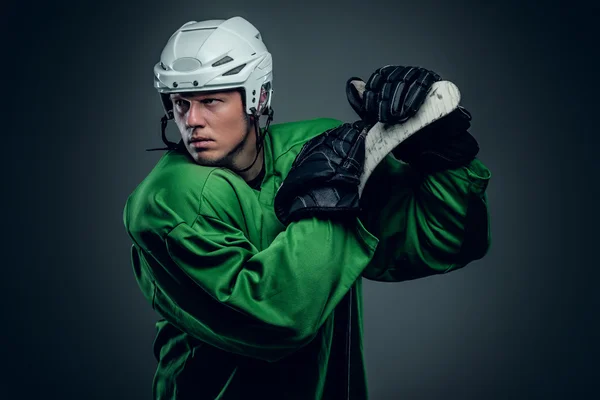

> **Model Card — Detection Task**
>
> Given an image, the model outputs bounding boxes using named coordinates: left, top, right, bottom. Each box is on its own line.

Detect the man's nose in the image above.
left=186, top=101, right=206, bottom=127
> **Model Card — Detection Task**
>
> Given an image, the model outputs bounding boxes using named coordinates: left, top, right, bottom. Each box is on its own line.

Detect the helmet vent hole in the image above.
left=223, top=64, right=246, bottom=76
left=212, top=56, right=234, bottom=67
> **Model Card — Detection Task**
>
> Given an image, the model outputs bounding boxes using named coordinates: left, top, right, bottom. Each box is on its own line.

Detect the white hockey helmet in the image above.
left=154, top=16, right=273, bottom=119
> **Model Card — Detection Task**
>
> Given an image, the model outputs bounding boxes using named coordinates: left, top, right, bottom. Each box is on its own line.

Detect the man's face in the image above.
left=170, top=90, right=252, bottom=167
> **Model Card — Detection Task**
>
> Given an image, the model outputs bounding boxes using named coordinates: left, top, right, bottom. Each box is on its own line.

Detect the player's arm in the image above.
left=347, top=65, right=491, bottom=281
left=124, top=123, right=376, bottom=362
left=358, top=154, right=490, bottom=281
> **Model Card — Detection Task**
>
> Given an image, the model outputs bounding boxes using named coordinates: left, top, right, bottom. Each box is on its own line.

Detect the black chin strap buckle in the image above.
left=265, top=108, right=274, bottom=132
left=146, top=115, right=179, bottom=152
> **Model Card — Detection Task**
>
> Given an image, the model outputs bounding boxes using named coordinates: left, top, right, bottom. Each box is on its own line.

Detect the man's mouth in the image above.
left=189, top=138, right=215, bottom=149
left=189, top=137, right=212, bottom=143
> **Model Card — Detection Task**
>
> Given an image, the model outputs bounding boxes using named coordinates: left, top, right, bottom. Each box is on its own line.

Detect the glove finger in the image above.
left=378, top=65, right=403, bottom=80
left=387, top=65, right=418, bottom=83
left=381, top=68, right=424, bottom=122
left=365, top=67, right=387, bottom=91
left=366, top=65, right=405, bottom=91
left=345, top=77, right=366, bottom=119
left=291, top=133, right=328, bottom=168
left=330, top=123, right=355, bottom=158
left=285, top=124, right=360, bottom=193
left=348, top=78, right=366, bottom=99
left=393, top=70, right=439, bottom=122
left=325, top=123, right=365, bottom=179
left=374, top=79, right=412, bottom=123
left=281, top=151, right=333, bottom=190
left=363, top=90, right=380, bottom=123
left=342, top=129, right=366, bottom=177
left=367, top=66, right=412, bottom=122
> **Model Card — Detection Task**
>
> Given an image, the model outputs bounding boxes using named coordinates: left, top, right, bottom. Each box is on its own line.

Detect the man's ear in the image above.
left=257, top=85, right=270, bottom=115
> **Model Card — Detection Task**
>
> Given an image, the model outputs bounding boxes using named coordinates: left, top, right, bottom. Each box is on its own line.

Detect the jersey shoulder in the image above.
left=266, top=117, right=344, bottom=174
left=123, top=149, right=223, bottom=243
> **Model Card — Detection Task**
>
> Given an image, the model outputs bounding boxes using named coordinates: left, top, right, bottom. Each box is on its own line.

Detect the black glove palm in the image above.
left=274, top=121, right=368, bottom=226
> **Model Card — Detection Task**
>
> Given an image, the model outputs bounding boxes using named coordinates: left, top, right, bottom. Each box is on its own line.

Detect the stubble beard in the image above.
left=190, top=115, right=254, bottom=170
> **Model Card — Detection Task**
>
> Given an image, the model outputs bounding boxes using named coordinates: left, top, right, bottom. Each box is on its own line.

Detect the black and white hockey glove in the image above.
left=347, top=65, right=479, bottom=174
left=274, top=121, right=368, bottom=226
left=346, top=65, right=441, bottom=125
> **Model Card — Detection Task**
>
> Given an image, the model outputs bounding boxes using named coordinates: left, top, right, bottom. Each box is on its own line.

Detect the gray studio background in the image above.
left=2, top=0, right=598, bottom=399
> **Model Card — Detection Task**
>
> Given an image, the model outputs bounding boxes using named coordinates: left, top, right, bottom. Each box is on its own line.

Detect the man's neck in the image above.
left=238, top=146, right=264, bottom=182
left=245, top=152, right=266, bottom=189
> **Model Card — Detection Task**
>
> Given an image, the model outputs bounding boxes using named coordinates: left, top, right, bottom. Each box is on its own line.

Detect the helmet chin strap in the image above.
left=146, top=114, right=179, bottom=152
left=146, top=108, right=275, bottom=174
left=230, top=107, right=274, bottom=174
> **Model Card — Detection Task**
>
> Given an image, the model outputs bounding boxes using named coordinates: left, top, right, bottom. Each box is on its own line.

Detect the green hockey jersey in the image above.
left=123, top=117, right=492, bottom=399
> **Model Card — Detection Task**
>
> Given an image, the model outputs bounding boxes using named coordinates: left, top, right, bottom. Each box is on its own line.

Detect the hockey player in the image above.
left=124, top=16, right=491, bottom=400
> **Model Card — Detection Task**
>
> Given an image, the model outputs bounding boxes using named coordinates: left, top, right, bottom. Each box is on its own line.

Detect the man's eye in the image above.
left=173, top=99, right=190, bottom=112
left=202, top=98, right=218, bottom=104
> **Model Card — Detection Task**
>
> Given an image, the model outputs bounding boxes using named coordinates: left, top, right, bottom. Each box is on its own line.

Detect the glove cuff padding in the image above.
left=276, top=185, right=361, bottom=225
left=274, top=122, right=367, bottom=226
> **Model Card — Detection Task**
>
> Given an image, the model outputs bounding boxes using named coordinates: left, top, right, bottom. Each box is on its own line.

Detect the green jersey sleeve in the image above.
left=358, top=155, right=492, bottom=282
left=125, top=167, right=379, bottom=362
